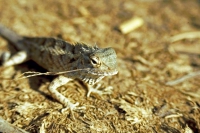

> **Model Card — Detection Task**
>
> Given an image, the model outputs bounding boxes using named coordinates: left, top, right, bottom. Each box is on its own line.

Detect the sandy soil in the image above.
left=0, top=0, right=199, bottom=132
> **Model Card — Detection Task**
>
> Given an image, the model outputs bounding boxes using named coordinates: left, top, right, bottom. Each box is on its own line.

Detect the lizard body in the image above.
left=0, top=24, right=118, bottom=111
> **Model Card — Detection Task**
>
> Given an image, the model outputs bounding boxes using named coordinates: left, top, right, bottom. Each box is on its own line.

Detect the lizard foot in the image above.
left=61, top=102, right=86, bottom=120
left=61, top=102, right=86, bottom=113
left=87, top=83, right=113, bottom=97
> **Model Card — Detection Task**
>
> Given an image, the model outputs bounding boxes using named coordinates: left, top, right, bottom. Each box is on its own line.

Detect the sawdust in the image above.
left=0, top=0, right=199, bottom=132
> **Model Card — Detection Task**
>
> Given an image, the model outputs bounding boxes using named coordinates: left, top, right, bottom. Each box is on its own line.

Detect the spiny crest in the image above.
left=74, top=42, right=99, bottom=54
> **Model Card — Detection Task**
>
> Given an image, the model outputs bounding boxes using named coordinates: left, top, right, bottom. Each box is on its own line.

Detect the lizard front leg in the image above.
left=48, top=75, right=80, bottom=111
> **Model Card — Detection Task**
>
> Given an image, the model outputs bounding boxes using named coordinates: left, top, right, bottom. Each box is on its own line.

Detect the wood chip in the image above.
left=170, top=31, right=200, bottom=43
left=119, top=17, right=144, bottom=34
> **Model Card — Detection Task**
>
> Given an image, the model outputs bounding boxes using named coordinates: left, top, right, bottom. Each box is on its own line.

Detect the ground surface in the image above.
left=0, top=0, right=200, bottom=133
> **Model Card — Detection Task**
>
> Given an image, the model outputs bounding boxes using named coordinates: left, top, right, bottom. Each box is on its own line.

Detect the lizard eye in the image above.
left=90, top=56, right=100, bottom=67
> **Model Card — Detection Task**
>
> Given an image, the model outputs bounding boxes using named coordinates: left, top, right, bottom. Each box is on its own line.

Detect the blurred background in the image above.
left=0, top=0, right=200, bottom=132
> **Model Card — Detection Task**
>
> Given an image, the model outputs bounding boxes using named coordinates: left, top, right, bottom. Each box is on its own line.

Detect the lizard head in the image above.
left=75, top=46, right=118, bottom=85
left=88, top=47, right=118, bottom=76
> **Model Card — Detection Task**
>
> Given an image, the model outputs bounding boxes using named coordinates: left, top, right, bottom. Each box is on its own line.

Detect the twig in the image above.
left=170, top=31, right=200, bottom=43
left=16, top=68, right=91, bottom=80
left=166, top=71, right=200, bottom=86
left=0, top=117, right=28, bottom=133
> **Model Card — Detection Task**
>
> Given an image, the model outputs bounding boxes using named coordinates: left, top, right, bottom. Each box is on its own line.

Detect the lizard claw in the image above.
left=61, top=102, right=86, bottom=113
left=61, top=102, right=86, bottom=120
left=87, top=83, right=113, bottom=97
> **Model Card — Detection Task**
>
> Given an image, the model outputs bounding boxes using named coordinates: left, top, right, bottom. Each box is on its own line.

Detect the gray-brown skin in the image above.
left=0, top=24, right=118, bottom=111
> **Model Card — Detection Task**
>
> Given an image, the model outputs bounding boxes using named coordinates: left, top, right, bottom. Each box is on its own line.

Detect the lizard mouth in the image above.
left=77, top=69, right=118, bottom=85
left=87, top=68, right=118, bottom=76
left=81, top=71, right=117, bottom=85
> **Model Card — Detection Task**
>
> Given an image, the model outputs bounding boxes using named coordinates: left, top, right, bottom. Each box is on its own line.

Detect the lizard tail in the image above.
left=0, top=24, right=25, bottom=50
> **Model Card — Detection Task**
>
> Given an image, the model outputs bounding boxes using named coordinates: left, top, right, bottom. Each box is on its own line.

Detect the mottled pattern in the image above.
left=0, top=24, right=118, bottom=110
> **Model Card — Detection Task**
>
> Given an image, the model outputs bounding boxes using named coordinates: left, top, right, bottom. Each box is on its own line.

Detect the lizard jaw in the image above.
left=89, top=69, right=118, bottom=76
left=82, top=75, right=105, bottom=85
left=80, top=69, right=118, bottom=85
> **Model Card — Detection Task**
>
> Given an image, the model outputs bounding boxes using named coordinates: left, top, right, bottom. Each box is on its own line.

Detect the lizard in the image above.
left=0, top=24, right=118, bottom=111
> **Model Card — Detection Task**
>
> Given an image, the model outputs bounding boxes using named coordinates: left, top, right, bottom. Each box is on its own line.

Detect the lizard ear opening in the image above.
left=90, top=56, right=101, bottom=67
